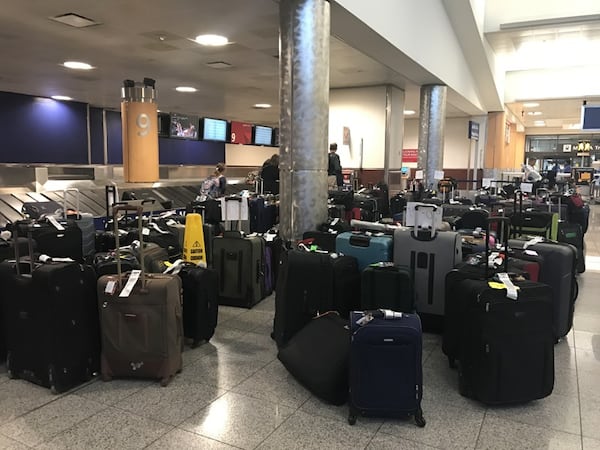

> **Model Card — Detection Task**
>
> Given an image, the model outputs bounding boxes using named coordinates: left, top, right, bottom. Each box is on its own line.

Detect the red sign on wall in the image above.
left=402, top=148, right=418, bottom=163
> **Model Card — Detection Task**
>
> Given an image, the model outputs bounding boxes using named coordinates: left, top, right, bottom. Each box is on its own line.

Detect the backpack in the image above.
left=197, top=176, right=220, bottom=201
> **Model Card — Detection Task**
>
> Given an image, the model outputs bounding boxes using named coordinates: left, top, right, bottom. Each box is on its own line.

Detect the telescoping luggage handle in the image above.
left=113, top=204, right=146, bottom=291
left=62, top=188, right=81, bottom=219
left=412, top=203, right=438, bottom=241
left=485, top=215, right=510, bottom=275
left=12, top=221, right=36, bottom=277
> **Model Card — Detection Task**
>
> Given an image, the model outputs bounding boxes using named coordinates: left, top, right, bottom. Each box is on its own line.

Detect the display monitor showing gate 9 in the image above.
left=201, top=117, right=228, bottom=142
left=253, top=125, right=273, bottom=146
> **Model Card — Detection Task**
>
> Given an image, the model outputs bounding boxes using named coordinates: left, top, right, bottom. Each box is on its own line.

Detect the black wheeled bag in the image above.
left=273, top=249, right=360, bottom=347
left=212, top=231, right=264, bottom=308
left=0, top=227, right=99, bottom=393
left=171, top=262, right=219, bottom=347
left=360, top=264, right=414, bottom=312
left=278, top=312, right=350, bottom=405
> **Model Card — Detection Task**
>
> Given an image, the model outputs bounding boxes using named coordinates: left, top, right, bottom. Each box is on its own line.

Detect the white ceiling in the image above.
left=0, top=0, right=598, bottom=132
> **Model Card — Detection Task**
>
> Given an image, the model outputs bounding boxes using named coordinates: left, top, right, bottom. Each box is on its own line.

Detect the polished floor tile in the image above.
left=114, top=377, right=226, bottom=426
left=215, top=329, right=278, bottom=363
left=378, top=399, right=485, bottom=450
left=0, top=380, right=56, bottom=426
left=231, top=360, right=312, bottom=409
left=256, top=409, right=375, bottom=450
left=219, top=309, right=274, bottom=333
left=0, top=394, right=106, bottom=447
left=583, top=437, right=600, bottom=450
left=366, top=432, right=440, bottom=450
left=181, top=391, right=294, bottom=450
left=299, top=396, right=383, bottom=434
left=0, top=434, right=30, bottom=450
left=580, top=398, right=600, bottom=441
left=73, top=378, right=152, bottom=406
left=475, top=415, right=582, bottom=450
left=179, top=350, right=268, bottom=390
left=146, top=428, right=238, bottom=450
left=36, top=407, right=172, bottom=450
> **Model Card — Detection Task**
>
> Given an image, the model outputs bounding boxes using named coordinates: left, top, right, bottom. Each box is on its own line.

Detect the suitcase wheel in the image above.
left=6, top=353, right=17, bottom=379
left=347, top=413, right=357, bottom=426
left=101, top=374, right=112, bottom=382
left=448, top=356, right=456, bottom=369
left=160, top=374, right=174, bottom=387
left=414, top=407, right=426, bottom=428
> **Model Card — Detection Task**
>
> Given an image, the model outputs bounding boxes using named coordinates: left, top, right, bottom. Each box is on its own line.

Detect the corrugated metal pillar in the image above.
left=417, top=85, right=447, bottom=190
left=279, top=0, right=330, bottom=242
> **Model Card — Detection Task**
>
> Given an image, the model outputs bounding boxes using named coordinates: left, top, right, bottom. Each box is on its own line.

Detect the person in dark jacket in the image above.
left=260, top=154, right=280, bottom=194
left=328, top=143, right=343, bottom=189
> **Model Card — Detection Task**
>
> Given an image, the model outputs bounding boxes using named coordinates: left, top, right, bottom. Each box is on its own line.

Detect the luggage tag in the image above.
left=355, top=312, right=374, bottom=327
left=104, top=278, right=118, bottom=295
left=119, top=270, right=142, bottom=297
left=495, top=272, right=519, bottom=300
left=523, top=236, right=544, bottom=249
left=47, top=216, right=65, bottom=231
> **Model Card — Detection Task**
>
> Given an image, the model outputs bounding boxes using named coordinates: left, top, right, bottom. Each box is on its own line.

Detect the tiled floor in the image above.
left=1, top=207, right=600, bottom=449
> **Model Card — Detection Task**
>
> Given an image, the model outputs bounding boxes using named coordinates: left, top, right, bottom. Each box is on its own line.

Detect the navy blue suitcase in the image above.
left=249, top=197, right=278, bottom=233
left=335, top=232, right=392, bottom=271
left=348, top=311, right=425, bottom=427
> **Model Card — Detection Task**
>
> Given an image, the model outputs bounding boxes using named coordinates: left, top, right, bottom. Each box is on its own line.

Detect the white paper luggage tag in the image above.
left=104, top=279, right=117, bottom=295
left=523, top=236, right=544, bottom=249
left=147, top=222, right=169, bottom=234
left=497, top=272, right=519, bottom=300
left=119, top=270, right=141, bottom=297
left=47, top=216, right=65, bottom=231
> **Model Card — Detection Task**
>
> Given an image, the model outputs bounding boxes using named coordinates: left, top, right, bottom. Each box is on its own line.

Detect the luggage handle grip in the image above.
left=113, top=205, right=146, bottom=291
left=62, top=188, right=80, bottom=219
left=349, top=234, right=371, bottom=247
left=13, top=221, right=36, bottom=276
left=485, top=217, right=510, bottom=276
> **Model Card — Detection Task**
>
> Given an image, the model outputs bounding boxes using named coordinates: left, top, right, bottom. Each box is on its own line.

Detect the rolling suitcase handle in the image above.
left=62, top=188, right=81, bottom=219
left=485, top=216, right=511, bottom=277
left=412, top=203, right=438, bottom=241
left=113, top=204, right=146, bottom=291
left=13, top=221, right=36, bottom=276
left=105, top=185, right=118, bottom=220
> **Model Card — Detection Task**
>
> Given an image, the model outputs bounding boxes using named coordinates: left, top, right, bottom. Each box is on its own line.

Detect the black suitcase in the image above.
left=389, top=194, right=406, bottom=216
left=173, top=263, right=219, bottom=347
left=249, top=197, right=278, bottom=233
left=273, top=249, right=360, bottom=347
left=348, top=310, right=425, bottom=427
left=0, top=230, right=99, bottom=393
left=448, top=278, right=554, bottom=405
left=443, top=220, right=555, bottom=405
left=361, top=264, right=414, bottom=311
left=92, top=250, right=140, bottom=277
left=213, top=231, right=264, bottom=308
left=302, top=230, right=337, bottom=252
left=278, top=312, right=349, bottom=405
left=558, top=221, right=585, bottom=273
left=508, top=237, right=577, bottom=340
left=19, top=218, right=83, bottom=262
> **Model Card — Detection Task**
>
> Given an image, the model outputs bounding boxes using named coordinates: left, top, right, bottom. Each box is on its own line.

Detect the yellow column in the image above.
left=121, top=79, right=159, bottom=182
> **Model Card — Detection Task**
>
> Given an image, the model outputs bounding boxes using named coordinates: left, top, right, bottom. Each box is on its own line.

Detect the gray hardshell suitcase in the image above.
left=97, top=205, right=183, bottom=386
left=393, top=204, right=462, bottom=318
left=213, top=230, right=265, bottom=308
left=62, top=188, right=96, bottom=261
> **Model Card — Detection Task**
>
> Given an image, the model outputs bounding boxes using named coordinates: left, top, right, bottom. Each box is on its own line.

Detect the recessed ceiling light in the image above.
left=404, top=110, right=416, bottom=115
left=175, top=86, right=197, bottom=93
left=527, top=111, right=543, bottom=116
left=50, top=13, right=99, bottom=28
left=253, top=103, right=272, bottom=109
left=522, top=102, right=540, bottom=108
left=51, top=95, right=72, bottom=101
left=63, top=61, right=93, bottom=70
left=533, top=120, right=546, bottom=126
left=195, top=34, right=228, bottom=46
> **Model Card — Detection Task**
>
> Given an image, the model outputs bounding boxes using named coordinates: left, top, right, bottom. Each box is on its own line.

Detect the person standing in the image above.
left=327, top=143, right=343, bottom=189
left=260, top=154, right=280, bottom=194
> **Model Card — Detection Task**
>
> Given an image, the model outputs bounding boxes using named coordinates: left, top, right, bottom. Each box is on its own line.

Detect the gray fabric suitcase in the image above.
left=213, top=230, right=264, bottom=308
left=393, top=228, right=462, bottom=317
left=97, top=206, right=183, bottom=386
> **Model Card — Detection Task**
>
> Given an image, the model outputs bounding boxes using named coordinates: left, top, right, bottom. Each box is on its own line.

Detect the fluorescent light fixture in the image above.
left=253, top=103, right=271, bottom=109
left=404, top=110, right=416, bottom=115
left=175, top=86, right=197, bottom=93
left=562, top=123, right=582, bottom=130
left=522, top=102, right=539, bottom=108
left=533, top=120, right=546, bottom=126
left=51, top=95, right=72, bottom=101
left=63, top=61, right=93, bottom=70
left=195, top=34, right=228, bottom=46
left=527, top=111, right=543, bottom=116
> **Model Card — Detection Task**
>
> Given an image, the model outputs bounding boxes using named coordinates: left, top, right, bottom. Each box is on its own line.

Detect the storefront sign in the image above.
left=402, top=148, right=418, bottom=163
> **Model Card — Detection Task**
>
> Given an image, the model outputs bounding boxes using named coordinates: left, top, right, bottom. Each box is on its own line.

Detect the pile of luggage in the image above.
left=0, top=187, right=282, bottom=394
left=276, top=187, right=586, bottom=425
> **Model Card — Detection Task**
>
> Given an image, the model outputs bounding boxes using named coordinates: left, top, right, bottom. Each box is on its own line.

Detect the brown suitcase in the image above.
left=97, top=205, right=183, bottom=386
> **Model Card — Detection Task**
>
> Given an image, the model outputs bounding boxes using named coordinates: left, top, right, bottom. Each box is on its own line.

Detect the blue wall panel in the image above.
left=89, top=107, right=104, bottom=164
left=105, top=110, right=122, bottom=164
left=0, top=91, right=88, bottom=164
